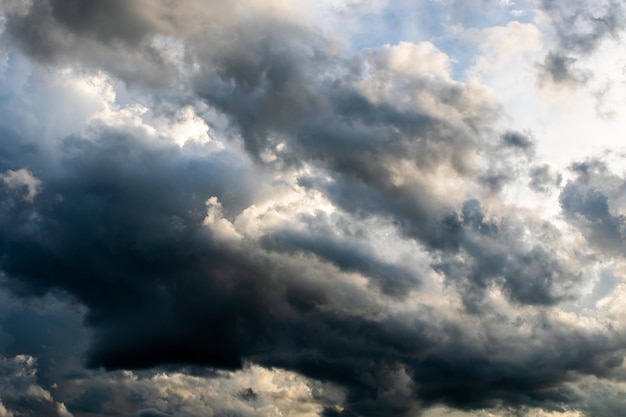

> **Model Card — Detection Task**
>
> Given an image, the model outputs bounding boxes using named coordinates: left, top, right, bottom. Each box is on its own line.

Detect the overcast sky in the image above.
left=1, top=1, right=626, bottom=416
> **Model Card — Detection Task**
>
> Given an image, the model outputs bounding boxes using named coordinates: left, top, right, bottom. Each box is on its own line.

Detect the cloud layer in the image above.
left=1, top=1, right=626, bottom=416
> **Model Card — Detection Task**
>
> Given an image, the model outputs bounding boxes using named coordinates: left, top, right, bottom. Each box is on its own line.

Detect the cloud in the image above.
left=502, top=130, right=535, bottom=152
left=0, top=79, right=606, bottom=415
left=259, top=218, right=423, bottom=297
left=61, top=364, right=343, bottom=417
left=0, top=356, right=72, bottom=417
left=0, top=169, right=41, bottom=202
left=537, top=52, right=590, bottom=88
left=529, top=164, right=562, bottom=194
left=136, top=409, right=173, bottom=417
left=538, top=0, right=626, bottom=88
left=541, top=0, right=625, bottom=55
left=1, top=1, right=626, bottom=417
left=559, top=159, right=626, bottom=256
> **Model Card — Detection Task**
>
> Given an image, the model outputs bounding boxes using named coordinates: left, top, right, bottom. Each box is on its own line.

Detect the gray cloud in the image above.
left=560, top=160, right=626, bottom=255
left=1, top=1, right=626, bottom=417
left=529, top=164, right=562, bottom=194
left=539, top=0, right=626, bottom=87
left=501, top=131, right=534, bottom=152
left=0, top=355, right=72, bottom=417
left=538, top=52, right=590, bottom=88
left=541, top=0, right=625, bottom=55
left=136, top=410, right=173, bottom=417
left=259, top=216, right=422, bottom=297
left=0, top=116, right=602, bottom=416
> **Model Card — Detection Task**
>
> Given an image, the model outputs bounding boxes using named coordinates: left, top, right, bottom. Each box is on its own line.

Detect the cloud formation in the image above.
left=538, top=0, right=625, bottom=87
left=1, top=1, right=626, bottom=416
left=0, top=169, right=41, bottom=202
left=0, top=355, right=73, bottom=417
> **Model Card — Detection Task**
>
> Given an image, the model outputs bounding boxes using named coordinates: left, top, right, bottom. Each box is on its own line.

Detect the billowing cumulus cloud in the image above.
left=0, top=355, right=73, bottom=417
left=1, top=1, right=626, bottom=416
left=63, top=364, right=343, bottom=417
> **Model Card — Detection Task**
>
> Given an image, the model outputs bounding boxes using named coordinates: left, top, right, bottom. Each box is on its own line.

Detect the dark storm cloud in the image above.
left=0, top=127, right=269, bottom=370
left=0, top=292, right=87, bottom=389
left=6, top=0, right=153, bottom=51
left=0, top=111, right=600, bottom=416
left=1, top=1, right=625, bottom=417
left=188, top=25, right=492, bottom=180
left=0, top=127, right=39, bottom=173
left=185, top=15, right=575, bottom=313
left=2, top=0, right=177, bottom=86
left=315, top=171, right=577, bottom=309
left=260, top=219, right=421, bottom=297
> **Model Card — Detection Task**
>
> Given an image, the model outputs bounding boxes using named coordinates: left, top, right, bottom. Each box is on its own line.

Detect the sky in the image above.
left=0, top=0, right=626, bottom=416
